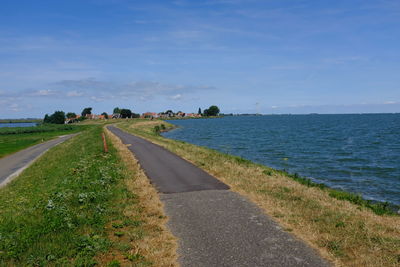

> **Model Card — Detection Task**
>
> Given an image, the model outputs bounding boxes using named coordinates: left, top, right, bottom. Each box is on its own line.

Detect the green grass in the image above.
left=0, top=125, right=150, bottom=266
left=0, top=125, right=87, bottom=158
left=0, top=124, right=81, bottom=135
left=265, top=170, right=397, bottom=216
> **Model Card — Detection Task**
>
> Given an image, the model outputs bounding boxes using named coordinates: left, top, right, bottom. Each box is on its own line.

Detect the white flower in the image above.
left=46, top=200, right=55, bottom=210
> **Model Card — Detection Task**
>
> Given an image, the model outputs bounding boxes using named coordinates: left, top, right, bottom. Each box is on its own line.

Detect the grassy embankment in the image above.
left=0, top=123, right=176, bottom=266
left=117, top=119, right=400, bottom=267
left=0, top=124, right=87, bottom=158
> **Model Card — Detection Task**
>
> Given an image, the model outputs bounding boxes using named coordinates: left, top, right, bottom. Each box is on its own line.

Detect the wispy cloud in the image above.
left=4, top=78, right=215, bottom=103
left=170, top=94, right=183, bottom=100
left=31, top=89, right=57, bottom=96
left=322, top=56, right=368, bottom=65
left=66, top=90, right=84, bottom=97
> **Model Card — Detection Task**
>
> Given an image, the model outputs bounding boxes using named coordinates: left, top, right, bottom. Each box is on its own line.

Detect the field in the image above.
left=117, top=119, right=400, bottom=267
left=0, top=125, right=87, bottom=158
left=0, top=124, right=176, bottom=266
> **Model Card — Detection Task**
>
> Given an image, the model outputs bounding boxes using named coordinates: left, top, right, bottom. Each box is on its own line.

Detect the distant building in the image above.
left=142, top=112, right=158, bottom=119
left=185, top=113, right=201, bottom=118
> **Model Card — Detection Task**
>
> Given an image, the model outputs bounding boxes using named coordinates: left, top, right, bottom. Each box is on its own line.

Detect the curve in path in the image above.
left=0, top=134, right=77, bottom=188
left=108, top=126, right=330, bottom=267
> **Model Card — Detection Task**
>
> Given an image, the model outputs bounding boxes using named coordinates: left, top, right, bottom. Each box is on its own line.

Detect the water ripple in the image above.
left=163, top=114, right=400, bottom=205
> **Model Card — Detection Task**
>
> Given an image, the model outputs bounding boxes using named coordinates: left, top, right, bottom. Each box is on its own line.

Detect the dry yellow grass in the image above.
left=118, top=119, right=400, bottom=267
left=103, top=126, right=178, bottom=267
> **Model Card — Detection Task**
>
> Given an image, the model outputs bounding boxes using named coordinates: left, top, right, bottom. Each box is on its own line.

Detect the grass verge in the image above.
left=117, top=119, right=400, bottom=267
left=0, top=124, right=176, bottom=266
left=0, top=124, right=87, bottom=158
left=104, top=126, right=177, bottom=266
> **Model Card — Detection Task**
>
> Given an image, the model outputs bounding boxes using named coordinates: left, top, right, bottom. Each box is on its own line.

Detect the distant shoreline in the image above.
left=0, top=119, right=41, bottom=124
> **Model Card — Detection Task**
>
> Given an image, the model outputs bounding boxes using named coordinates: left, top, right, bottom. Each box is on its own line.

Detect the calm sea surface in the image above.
left=0, top=122, right=37, bottom=128
left=164, top=114, right=400, bottom=205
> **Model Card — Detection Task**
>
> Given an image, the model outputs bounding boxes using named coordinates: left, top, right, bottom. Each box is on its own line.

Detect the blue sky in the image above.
left=1, top=0, right=399, bottom=118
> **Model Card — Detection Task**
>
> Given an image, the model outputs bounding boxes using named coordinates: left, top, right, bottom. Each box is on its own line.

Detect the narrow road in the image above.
left=0, top=134, right=77, bottom=187
left=108, top=126, right=330, bottom=267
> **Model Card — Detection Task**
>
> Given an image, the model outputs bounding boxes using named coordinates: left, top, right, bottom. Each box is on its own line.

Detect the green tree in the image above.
left=113, top=107, right=121, bottom=114
left=131, top=113, right=140, bottom=118
left=45, top=111, right=66, bottom=124
left=198, top=107, right=202, bottom=115
left=101, top=112, right=108, bottom=119
left=205, top=105, right=220, bottom=116
left=43, top=114, right=50, bottom=123
left=81, top=107, right=92, bottom=117
left=120, top=109, right=132, bottom=118
left=66, top=112, right=77, bottom=119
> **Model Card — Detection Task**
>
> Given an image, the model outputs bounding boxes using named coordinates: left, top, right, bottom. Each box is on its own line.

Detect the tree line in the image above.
left=43, top=107, right=139, bottom=124
left=43, top=105, right=220, bottom=124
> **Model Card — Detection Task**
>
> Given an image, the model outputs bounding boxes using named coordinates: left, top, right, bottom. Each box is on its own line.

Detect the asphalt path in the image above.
left=0, top=134, right=77, bottom=188
left=107, top=126, right=229, bottom=193
left=108, top=126, right=330, bottom=267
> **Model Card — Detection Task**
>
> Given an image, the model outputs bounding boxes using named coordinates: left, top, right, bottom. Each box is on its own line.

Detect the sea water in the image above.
left=0, top=122, right=37, bottom=128
left=163, top=114, right=400, bottom=205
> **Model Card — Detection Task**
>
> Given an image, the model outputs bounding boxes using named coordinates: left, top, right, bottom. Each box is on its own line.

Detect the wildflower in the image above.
left=46, top=199, right=55, bottom=210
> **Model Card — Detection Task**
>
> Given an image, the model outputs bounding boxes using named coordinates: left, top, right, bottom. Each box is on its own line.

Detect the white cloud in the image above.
left=170, top=94, right=183, bottom=100
left=67, top=90, right=84, bottom=97
left=90, top=96, right=107, bottom=102
left=0, top=79, right=215, bottom=105
left=54, top=78, right=214, bottom=101
left=31, top=89, right=56, bottom=96
left=322, top=56, right=367, bottom=65
left=10, top=103, right=21, bottom=112
left=384, top=101, right=397, bottom=105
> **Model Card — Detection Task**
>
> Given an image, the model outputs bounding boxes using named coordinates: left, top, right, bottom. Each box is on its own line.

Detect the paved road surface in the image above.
left=107, top=126, right=229, bottom=193
left=0, top=134, right=77, bottom=188
left=108, top=126, right=330, bottom=267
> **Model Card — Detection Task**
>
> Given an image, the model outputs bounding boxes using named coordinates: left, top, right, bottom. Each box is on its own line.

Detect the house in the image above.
left=185, top=113, right=202, bottom=118
left=142, top=112, right=158, bottom=119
